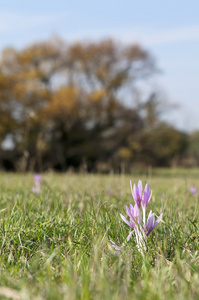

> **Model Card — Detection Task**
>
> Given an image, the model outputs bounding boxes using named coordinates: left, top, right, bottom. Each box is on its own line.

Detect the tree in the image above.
left=139, top=123, right=188, bottom=166
left=41, top=39, right=155, bottom=170
left=0, top=37, right=168, bottom=171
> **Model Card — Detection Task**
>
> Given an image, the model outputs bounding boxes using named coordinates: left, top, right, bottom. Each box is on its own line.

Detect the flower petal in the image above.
left=127, top=230, right=134, bottom=241
left=148, top=190, right=152, bottom=204
left=134, top=204, right=139, bottom=218
left=120, top=214, right=134, bottom=228
left=130, top=203, right=134, bottom=215
left=144, top=183, right=149, bottom=196
left=153, top=213, right=163, bottom=229
left=145, top=211, right=155, bottom=235
left=142, top=184, right=152, bottom=208
left=110, top=240, right=122, bottom=251
left=138, top=180, right=143, bottom=199
left=126, top=205, right=132, bottom=218
left=142, top=191, right=148, bottom=208
left=147, top=212, right=163, bottom=235
left=34, top=174, right=41, bottom=186
left=133, top=183, right=138, bottom=202
left=147, top=211, right=154, bottom=228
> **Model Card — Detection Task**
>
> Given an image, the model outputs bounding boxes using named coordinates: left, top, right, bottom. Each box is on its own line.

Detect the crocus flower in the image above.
left=130, top=180, right=142, bottom=208
left=107, top=189, right=113, bottom=195
left=190, top=186, right=197, bottom=196
left=142, top=183, right=150, bottom=206
left=130, top=180, right=152, bottom=224
left=111, top=180, right=162, bottom=254
left=145, top=210, right=163, bottom=236
left=120, top=203, right=139, bottom=230
left=32, top=174, right=41, bottom=194
left=110, top=240, right=123, bottom=252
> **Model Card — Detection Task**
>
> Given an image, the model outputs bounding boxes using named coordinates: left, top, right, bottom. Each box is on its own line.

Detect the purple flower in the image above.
left=110, top=240, right=123, bottom=251
left=130, top=180, right=152, bottom=208
left=130, top=180, right=142, bottom=208
left=107, top=189, right=113, bottom=195
left=145, top=210, right=163, bottom=236
left=111, top=180, right=163, bottom=254
left=130, top=180, right=152, bottom=224
left=142, top=183, right=152, bottom=210
left=32, top=174, right=41, bottom=194
left=120, top=203, right=140, bottom=230
left=190, top=186, right=197, bottom=196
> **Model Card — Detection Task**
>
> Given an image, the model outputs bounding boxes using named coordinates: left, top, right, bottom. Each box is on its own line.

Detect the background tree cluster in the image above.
left=0, top=37, right=195, bottom=172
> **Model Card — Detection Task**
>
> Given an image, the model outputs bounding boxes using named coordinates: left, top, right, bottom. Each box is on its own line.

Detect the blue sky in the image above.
left=1, top=0, right=199, bottom=132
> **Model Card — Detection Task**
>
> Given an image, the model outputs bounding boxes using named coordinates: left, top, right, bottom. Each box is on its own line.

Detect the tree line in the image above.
left=0, top=37, right=198, bottom=172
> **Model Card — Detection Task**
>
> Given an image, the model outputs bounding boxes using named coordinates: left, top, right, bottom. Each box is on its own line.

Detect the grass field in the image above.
left=0, top=170, right=198, bottom=299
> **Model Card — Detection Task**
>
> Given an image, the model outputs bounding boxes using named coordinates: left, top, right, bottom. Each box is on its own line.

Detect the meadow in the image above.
left=0, top=170, right=198, bottom=299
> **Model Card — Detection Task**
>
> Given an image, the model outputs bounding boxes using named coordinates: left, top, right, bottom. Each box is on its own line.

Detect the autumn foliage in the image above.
left=0, top=38, right=189, bottom=171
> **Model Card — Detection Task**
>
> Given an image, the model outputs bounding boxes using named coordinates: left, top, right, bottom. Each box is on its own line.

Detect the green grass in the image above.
left=0, top=171, right=198, bottom=299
